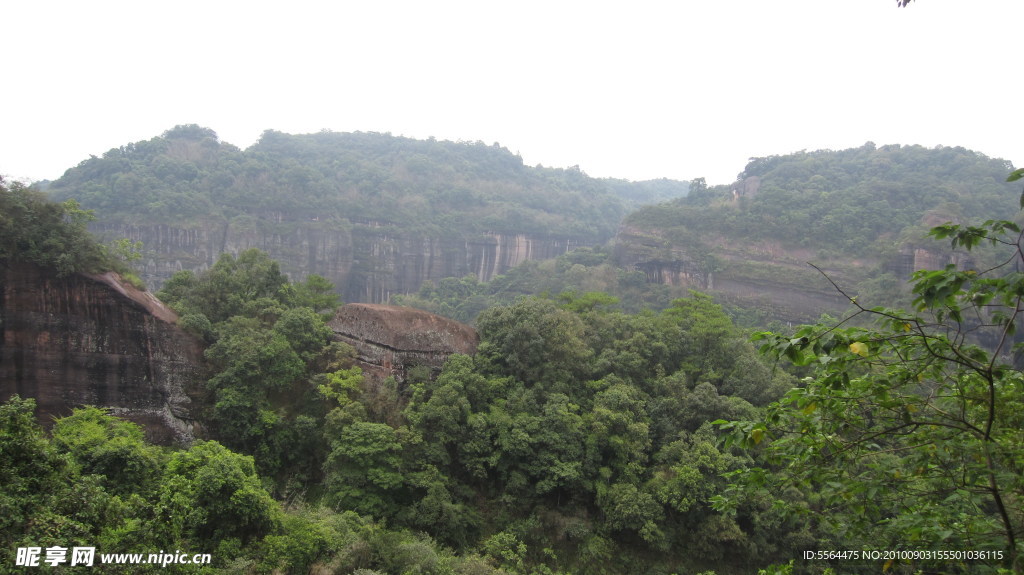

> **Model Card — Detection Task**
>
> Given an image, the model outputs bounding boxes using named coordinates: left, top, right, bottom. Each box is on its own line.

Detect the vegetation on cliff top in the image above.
left=0, top=176, right=137, bottom=279
left=627, top=143, right=1018, bottom=257
left=45, top=125, right=687, bottom=242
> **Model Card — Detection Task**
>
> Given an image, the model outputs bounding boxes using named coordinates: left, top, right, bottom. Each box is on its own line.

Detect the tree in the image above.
left=280, top=273, right=341, bottom=317
left=0, top=177, right=111, bottom=275
left=158, top=440, right=282, bottom=547
left=272, top=306, right=334, bottom=363
left=50, top=406, right=161, bottom=496
left=159, top=248, right=290, bottom=325
left=717, top=213, right=1024, bottom=573
left=0, top=397, right=122, bottom=566
left=475, top=297, right=593, bottom=394
left=323, top=422, right=405, bottom=516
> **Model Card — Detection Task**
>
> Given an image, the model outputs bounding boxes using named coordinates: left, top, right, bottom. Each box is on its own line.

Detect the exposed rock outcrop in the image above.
left=730, top=175, right=761, bottom=200
left=615, top=225, right=850, bottom=324
left=91, top=220, right=583, bottom=303
left=327, top=303, right=478, bottom=383
left=0, top=262, right=205, bottom=444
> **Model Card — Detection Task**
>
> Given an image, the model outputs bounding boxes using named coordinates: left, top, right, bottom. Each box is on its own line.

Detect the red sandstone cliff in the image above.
left=328, top=303, right=478, bottom=383
left=0, top=262, right=205, bottom=444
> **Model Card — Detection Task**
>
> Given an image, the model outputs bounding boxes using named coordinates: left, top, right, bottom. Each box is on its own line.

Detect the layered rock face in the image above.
left=0, top=262, right=205, bottom=444
left=615, top=225, right=851, bottom=324
left=615, top=224, right=974, bottom=325
left=328, top=303, right=478, bottom=383
left=92, top=220, right=582, bottom=303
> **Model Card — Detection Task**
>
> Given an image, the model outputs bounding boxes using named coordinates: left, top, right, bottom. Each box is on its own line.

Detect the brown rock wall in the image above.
left=615, top=226, right=861, bottom=324
left=327, top=303, right=478, bottom=383
left=91, top=221, right=583, bottom=304
left=0, top=262, right=205, bottom=444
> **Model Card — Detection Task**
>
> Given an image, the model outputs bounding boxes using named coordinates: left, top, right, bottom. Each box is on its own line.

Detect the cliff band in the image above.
left=0, top=262, right=205, bottom=443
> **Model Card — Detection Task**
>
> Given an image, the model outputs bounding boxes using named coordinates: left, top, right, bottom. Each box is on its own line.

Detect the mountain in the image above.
left=615, top=142, right=1020, bottom=323
left=45, top=126, right=687, bottom=302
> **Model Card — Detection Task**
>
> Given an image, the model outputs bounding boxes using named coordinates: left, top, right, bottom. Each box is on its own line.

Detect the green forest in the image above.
left=631, top=142, right=1018, bottom=253
left=394, top=143, right=1022, bottom=327
left=3, top=140, right=1024, bottom=574
left=44, top=126, right=684, bottom=242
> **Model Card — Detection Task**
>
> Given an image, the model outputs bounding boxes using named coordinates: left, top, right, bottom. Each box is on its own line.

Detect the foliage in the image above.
left=394, top=246, right=687, bottom=324
left=159, top=440, right=282, bottom=547
left=716, top=214, right=1024, bottom=573
left=50, top=406, right=162, bottom=497
left=156, top=248, right=343, bottom=483
left=1, top=396, right=519, bottom=574
left=0, top=176, right=116, bottom=275
left=623, top=143, right=1021, bottom=316
left=388, top=294, right=796, bottom=573
left=2, top=270, right=798, bottom=574
left=45, top=126, right=685, bottom=243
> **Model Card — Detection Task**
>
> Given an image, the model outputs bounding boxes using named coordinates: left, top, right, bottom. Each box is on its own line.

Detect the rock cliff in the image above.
left=92, top=220, right=582, bottom=304
left=615, top=224, right=971, bottom=325
left=615, top=225, right=858, bottom=324
left=328, top=303, right=478, bottom=383
left=0, top=262, right=205, bottom=443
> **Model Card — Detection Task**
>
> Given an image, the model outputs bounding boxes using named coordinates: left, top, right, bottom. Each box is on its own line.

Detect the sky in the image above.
left=2, top=0, right=1021, bottom=186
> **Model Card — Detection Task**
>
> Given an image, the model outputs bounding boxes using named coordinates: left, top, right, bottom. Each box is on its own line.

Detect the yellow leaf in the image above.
left=903, top=322, right=912, bottom=332
left=849, top=342, right=869, bottom=357
left=750, top=428, right=764, bottom=445
left=802, top=402, right=817, bottom=415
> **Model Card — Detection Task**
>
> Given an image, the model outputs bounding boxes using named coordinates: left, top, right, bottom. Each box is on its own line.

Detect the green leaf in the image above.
left=1007, top=168, right=1024, bottom=182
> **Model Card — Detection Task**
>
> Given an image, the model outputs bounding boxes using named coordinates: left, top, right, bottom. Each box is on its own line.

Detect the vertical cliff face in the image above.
left=327, top=303, right=478, bottom=384
left=614, top=225, right=852, bottom=324
left=0, top=262, right=205, bottom=444
left=92, top=220, right=583, bottom=303
left=615, top=223, right=981, bottom=325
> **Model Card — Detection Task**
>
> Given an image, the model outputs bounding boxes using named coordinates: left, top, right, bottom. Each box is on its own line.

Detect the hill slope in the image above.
left=616, top=143, right=1020, bottom=323
left=46, top=126, right=687, bottom=302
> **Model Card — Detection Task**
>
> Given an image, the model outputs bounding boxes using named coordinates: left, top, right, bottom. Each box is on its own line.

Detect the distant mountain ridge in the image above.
left=615, top=142, right=1020, bottom=323
left=46, top=129, right=1017, bottom=323
left=46, top=126, right=688, bottom=302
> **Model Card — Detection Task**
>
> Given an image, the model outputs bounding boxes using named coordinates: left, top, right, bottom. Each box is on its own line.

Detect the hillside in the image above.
left=8, top=159, right=1024, bottom=573
left=45, top=126, right=687, bottom=302
left=616, top=143, right=1020, bottom=323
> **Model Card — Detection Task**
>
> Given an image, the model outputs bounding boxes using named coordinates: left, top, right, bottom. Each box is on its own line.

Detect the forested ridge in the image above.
left=5, top=146, right=1024, bottom=573
left=40, top=126, right=690, bottom=302
left=629, top=143, right=1018, bottom=255
left=45, top=125, right=685, bottom=241
left=393, top=144, right=1022, bottom=328
left=612, top=143, right=1022, bottom=323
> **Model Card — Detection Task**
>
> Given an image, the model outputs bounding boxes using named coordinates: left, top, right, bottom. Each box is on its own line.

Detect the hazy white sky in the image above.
left=2, top=0, right=1020, bottom=185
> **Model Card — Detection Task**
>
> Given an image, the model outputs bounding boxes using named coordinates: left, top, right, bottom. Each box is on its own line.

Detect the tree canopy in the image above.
left=717, top=209, right=1024, bottom=573
left=45, top=126, right=686, bottom=242
left=0, top=177, right=115, bottom=275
